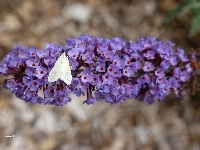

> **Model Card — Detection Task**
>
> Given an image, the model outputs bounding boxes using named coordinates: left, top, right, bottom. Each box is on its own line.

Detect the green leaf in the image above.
left=189, top=12, right=200, bottom=36
left=161, top=0, right=192, bottom=27
left=189, top=0, right=200, bottom=13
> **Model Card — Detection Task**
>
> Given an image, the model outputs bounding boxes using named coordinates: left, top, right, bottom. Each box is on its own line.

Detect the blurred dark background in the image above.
left=0, top=0, right=200, bottom=149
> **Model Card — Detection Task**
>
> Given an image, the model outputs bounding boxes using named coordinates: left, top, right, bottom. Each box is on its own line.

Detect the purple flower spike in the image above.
left=0, top=35, right=197, bottom=106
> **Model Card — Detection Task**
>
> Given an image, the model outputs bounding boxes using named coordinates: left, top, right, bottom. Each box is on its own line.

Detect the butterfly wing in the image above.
left=60, top=55, right=72, bottom=85
left=48, top=53, right=64, bottom=83
left=48, top=53, right=72, bottom=85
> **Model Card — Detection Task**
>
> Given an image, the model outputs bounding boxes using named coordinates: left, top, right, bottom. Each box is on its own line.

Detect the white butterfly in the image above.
left=48, top=52, right=72, bottom=85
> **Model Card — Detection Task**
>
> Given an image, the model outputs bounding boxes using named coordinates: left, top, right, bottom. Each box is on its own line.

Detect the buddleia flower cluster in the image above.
left=0, top=35, right=197, bottom=106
